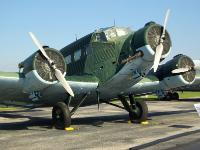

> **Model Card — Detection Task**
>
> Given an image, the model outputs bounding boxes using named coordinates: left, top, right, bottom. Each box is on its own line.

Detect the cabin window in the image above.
left=65, top=55, right=71, bottom=64
left=74, top=49, right=81, bottom=61
left=82, top=46, right=87, bottom=57
left=86, top=45, right=92, bottom=55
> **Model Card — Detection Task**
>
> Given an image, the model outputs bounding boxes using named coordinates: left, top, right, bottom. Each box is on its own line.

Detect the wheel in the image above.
left=172, top=92, right=179, bottom=100
left=52, top=102, right=71, bottom=129
left=162, top=92, right=172, bottom=101
left=129, top=100, right=148, bottom=123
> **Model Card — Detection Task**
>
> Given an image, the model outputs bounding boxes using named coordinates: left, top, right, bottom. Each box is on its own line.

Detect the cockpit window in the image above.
left=94, top=32, right=107, bottom=42
left=104, top=29, right=117, bottom=40
left=93, top=27, right=130, bottom=42
left=116, top=28, right=127, bottom=37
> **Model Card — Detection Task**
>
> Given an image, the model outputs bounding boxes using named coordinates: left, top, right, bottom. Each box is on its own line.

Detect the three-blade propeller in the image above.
left=29, top=32, right=74, bottom=97
left=153, top=9, right=170, bottom=72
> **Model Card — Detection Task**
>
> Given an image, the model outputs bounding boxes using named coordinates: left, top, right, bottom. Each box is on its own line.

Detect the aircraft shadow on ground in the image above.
left=0, top=108, right=196, bottom=131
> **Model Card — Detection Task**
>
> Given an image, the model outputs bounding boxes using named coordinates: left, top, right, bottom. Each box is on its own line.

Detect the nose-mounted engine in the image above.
left=155, top=54, right=196, bottom=89
left=127, top=9, right=171, bottom=74
left=19, top=47, right=66, bottom=93
left=131, top=22, right=172, bottom=61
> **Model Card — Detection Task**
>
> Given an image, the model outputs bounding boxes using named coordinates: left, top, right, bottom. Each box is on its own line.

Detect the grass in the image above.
left=178, top=91, right=200, bottom=99
left=0, top=106, right=19, bottom=111
left=136, top=91, right=200, bottom=100
left=0, top=104, right=21, bottom=111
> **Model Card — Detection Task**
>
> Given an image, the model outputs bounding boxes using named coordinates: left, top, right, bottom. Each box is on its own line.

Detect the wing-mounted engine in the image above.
left=18, top=32, right=74, bottom=97
left=155, top=54, right=196, bottom=89
left=19, top=47, right=66, bottom=93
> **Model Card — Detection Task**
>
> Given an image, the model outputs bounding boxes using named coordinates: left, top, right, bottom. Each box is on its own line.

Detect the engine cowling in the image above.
left=131, top=22, right=172, bottom=61
left=155, top=54, right=195, bottom=89
left=19, top=47, right=66, bottom=93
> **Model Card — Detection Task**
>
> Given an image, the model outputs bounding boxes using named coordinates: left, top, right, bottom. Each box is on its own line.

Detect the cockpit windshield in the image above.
left=94, top=32, right=107, bottom=42
left=93, top=27, right=131, bottom=42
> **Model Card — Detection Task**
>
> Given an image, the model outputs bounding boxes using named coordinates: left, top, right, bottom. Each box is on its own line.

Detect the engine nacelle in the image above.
left=155, top=54, right=196, bottom=89
left=132, top=22, right=172, bottom=61
left=19, top=47, right=66, bottom=93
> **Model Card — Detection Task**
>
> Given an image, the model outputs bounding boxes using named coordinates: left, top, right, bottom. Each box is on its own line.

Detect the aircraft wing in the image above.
left=0, top=71, right=98, bottom=107
left=0, top=72, right=25, bottom=101
left=125, top=54, right=197, bottom=97
left=175, top=76, right=200, bottom=91
left=124, top=76, right=162, bottom=96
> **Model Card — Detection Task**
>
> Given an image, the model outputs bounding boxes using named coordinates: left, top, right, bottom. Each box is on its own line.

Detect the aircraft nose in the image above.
left=131, top=23, right=172, bottom=61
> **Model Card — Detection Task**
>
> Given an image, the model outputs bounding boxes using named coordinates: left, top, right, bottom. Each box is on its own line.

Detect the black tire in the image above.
left=163, top=93, right=172, bottom=101
left=172, top=92, right=179, bottom=100
left=129, top=100, right=148, bottom=123
left=52, top=102, right=71, bottom=129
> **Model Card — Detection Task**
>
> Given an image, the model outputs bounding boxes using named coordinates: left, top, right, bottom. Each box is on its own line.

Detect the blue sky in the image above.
left=0, top=0, right=200, bottom=71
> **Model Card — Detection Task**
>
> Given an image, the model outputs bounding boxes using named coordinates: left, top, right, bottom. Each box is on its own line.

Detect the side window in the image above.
left=86, top=45, right=92, bottom=55
left=65, top=55, right=71, bottom=64
left=74, top=49, right=81, bottom=61
left=82, top=46, right=87, bottom=57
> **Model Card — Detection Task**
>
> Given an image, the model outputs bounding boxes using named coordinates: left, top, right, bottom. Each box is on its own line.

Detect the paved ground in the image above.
left=1, top=99, right=200, bottom=150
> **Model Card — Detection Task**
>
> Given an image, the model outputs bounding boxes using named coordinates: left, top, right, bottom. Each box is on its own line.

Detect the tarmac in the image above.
left=1, top=99, right=200, bottom=150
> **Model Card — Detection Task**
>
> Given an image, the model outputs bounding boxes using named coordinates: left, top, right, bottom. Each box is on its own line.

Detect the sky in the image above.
left=0, top=0, right=200, bottom=71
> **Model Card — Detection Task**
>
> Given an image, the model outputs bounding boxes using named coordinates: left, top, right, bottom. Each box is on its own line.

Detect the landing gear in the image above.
left=162, top=92, right=179, bottom=100
left=52, top=102, right=71, bottom=129
left=119, top=95, right=148, bottom=123
left=172, top=92, right=179, bottom=100
left=128, top=100, right=148, bottom=122
left=52, top=94, right=89, bottom=129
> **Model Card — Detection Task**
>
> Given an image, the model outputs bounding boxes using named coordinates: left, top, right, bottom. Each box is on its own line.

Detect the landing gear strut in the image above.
left=119, top=94, right=148, bottom=122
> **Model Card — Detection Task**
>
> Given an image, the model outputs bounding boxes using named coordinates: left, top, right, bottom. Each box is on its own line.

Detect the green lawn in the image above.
left=178, top=92, right=200, bottom=99
left=136, top=92, right=200, bottom=100
left=0, top=105, right=19, bottom=111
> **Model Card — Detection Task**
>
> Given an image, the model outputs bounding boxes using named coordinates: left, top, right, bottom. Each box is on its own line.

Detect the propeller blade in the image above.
left=29, top=32, right=75, bottom=97
left=29, top=32, right=52, bottom=62
left=54, top=68, right=74, bottom=97
left=162, top=9, right=170, bottom=38
left=153, top=44, right=163, bottom=72
left=172, top=68, right=190, bottom=74
left=153, top=9, right=170, bottom=72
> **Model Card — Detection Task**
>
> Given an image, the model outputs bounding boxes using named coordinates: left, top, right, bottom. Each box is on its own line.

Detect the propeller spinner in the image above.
left=29, top=32, right=74, bottom=97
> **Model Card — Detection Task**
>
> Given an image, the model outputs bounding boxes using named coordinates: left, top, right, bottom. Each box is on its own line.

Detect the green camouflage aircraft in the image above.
left=0, top=10, right=176, bottom=129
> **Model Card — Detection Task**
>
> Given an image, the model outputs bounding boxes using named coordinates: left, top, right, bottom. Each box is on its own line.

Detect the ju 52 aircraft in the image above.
left=0, top=10, right=175, bottom=129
